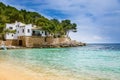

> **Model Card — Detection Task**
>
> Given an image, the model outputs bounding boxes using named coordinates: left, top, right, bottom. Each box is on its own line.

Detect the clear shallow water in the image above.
left=0, top=44, right=120, bottom=80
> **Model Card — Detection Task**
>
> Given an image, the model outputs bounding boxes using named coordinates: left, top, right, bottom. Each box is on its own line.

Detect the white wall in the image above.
left=24, top=24, right=32, bottom=36
left=5, top=24, right=17, bottom=39
left=16, top=24, right=32, bottom=37
left=5, top=21, right=47, bottom=40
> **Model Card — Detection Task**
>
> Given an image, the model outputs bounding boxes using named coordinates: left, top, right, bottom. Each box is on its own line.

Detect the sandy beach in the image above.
left=0, top=62, right=38, bottom=80
left=0, top=62, right=84, bottom=80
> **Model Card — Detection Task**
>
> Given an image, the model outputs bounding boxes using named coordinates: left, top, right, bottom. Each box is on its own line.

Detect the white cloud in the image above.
left=93, top=36, right=102, bottom=41
left=70, top=32, right=104, bottom=43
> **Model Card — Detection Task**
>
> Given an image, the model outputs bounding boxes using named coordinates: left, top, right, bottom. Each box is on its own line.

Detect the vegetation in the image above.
left=0, top=2, right=77, bottom=39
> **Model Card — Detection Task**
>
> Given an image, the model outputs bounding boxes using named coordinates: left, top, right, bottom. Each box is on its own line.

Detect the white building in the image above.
left=5, top=21, right=48, bottom=40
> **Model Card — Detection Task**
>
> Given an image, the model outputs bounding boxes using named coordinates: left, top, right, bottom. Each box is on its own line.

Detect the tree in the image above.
left=50, top=19, right=62, bottom=37
left=61, top=19, right=77, bottom=37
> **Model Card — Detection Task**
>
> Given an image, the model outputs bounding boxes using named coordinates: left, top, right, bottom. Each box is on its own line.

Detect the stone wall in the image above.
left=20, top=36, right=71, bottom=47
left=46, top=37, right=70, bottom=45
left=18, top=36, right=45, bottom=47
left=0, top=40, right=18, bottom=46
left=26, top=36, right=45, bottom=47
left=0, top=36, right=71, bottom=47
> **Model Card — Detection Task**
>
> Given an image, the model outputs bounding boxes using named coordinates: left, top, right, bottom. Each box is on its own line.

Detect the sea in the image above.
left=0, top=44, right=120, bottom=80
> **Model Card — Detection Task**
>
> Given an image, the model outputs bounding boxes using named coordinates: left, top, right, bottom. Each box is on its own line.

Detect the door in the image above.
left=19, top=40, right=22, bottom=46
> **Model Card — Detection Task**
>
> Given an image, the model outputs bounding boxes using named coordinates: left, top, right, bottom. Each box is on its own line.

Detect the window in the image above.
left=9, top=27, right=13, bottom=29
left=22, top=29, right=24, bottom=33
left=45, top=31, right=47, bottom=35
left=32, top=31, right=35, bottom=35
left=28, top=29, right=30, bottom=33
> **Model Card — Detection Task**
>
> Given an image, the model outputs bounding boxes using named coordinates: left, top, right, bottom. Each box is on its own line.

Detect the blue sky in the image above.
left=0, top=0, right=120, bottom=43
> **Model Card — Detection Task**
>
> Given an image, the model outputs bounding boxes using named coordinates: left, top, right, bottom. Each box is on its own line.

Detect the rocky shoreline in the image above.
left=46, top=40, right=86, bottom=48
left=0, top=41, right=86, bottom=50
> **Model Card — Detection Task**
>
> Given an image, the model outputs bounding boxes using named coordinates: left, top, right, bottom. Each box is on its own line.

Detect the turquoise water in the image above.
left=0, top=44, right=120, bottom=80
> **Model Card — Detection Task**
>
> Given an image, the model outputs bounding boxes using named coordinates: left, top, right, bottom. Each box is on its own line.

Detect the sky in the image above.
left=0, top=0, right=120, bottom=43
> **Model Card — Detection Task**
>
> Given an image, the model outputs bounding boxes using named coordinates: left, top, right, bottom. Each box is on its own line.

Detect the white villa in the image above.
left=5, top=21, right=48, bottom=40
left=3, top=21, right=51, bottom=47
left=2, top=21, right=70, bottom=47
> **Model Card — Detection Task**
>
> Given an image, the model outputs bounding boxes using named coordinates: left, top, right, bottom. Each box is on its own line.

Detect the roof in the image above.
left=32, top=26, right=43, bottom=30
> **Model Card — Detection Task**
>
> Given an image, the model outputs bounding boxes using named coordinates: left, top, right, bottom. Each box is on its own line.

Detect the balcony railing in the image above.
left=32, top=33, right=42, bottom=36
